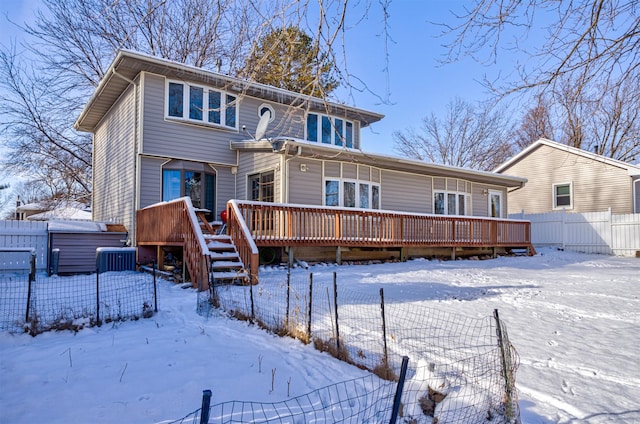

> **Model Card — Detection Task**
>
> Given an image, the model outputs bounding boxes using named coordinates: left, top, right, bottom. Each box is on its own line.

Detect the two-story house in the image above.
left=75, top=50, right=533, bottom=284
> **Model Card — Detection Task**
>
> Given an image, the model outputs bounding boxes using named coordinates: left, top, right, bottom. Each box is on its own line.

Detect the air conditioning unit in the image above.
left=96, top=247, right=137, bottom=273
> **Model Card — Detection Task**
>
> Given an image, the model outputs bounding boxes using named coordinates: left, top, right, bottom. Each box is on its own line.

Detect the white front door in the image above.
left=488, top=190, right=503, bottom=218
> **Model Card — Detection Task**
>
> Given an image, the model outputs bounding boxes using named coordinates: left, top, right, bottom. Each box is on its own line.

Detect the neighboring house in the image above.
left=75, top=50, right=533, bottom=284
left=16, top=200, right=92, bottom=221
left=495, top=138, right=640, bottom=215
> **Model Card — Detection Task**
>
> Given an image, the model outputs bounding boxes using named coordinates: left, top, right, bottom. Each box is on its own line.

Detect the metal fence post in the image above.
left=96, top=268, right=101, bottom=326
left=199, top=389, right=212, bottom=424
left=307, top=273, right=313, bottom=342
left=389, top=356, right=409, bottom=424
left=152, top=261, right=158, bottom=313
left=380, top=288, right=389, bottom=367
left=249, top=275, right=255, bottom=320
left=25, top=252, right=36, bottom=324
left=333, top=272, right=340, bottom=354
left=285, top=267, right=291, bottom=330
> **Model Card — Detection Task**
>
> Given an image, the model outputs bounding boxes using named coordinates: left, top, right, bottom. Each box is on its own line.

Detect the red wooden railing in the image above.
left=231, top=200, right=533, bottom=248
left=136, top=198, right=210, bottom=290
left=227, top=200, right=259, bottom=285
left=137, top=199, right=533, bottom=288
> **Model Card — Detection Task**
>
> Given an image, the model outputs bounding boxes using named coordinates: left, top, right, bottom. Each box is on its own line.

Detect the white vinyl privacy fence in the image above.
left=0, top=220, right=48, bottom=271
left=510, top=209, right=640, bottom=257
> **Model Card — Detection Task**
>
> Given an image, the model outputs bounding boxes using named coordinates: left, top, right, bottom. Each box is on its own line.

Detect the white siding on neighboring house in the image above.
left=500, top=143, right=633, bottom=214
left=93, top=82, right=138, bottom=232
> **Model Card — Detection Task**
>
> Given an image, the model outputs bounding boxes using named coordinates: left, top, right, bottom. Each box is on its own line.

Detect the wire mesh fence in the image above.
left=168, top=366, right=403, bottom=424
left=0, top=268, right=158, bottom=335
left=199, top=269, right=520, bottom=423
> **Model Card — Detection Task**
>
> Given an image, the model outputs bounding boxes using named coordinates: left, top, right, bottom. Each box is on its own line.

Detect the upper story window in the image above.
left=306, top=113, right=354, bottom=148
left=434, top=191, right=470, bottom=215
left=553, top=182, right=572, bottom=209
left=167, top=80, right=237, bottom=129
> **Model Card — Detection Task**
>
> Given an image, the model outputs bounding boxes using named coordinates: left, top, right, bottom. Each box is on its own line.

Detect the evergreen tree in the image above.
left=242, top=26, right=339, bottom=97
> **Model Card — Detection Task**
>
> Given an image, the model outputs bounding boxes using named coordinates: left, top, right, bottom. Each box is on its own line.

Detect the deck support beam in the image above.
left=336, top=246, right=342, bottom=265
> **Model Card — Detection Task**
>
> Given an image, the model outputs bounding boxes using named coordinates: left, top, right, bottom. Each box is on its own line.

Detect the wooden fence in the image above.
left=509, top=209, right=640, bottom=257
left=0, top=220, right=48, bottom=271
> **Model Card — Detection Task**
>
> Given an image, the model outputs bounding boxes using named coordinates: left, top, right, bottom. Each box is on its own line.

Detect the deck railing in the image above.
left=136, top=198, right=210, bottom=290
left=137, top=199, right=533, bottom=288
left=232, top=200, right=532, bottom=248
left=227, top=200, right=260, bottom=285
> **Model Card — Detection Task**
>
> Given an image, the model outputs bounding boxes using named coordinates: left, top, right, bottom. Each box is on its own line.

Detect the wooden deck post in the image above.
left=336, top=246, right=342, bottom=265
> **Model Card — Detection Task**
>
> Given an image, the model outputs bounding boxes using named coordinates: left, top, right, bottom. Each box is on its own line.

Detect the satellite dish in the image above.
left=254, top=108, right=271, bottom=140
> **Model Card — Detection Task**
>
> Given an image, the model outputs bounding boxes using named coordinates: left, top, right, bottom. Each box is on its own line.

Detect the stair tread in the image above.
left=211, top=271, right=248, bottom=279
left=211, top=261, right=243, bottom=268
left=207, top=241, right=236, bottom=249
left=208, top=251, right=240, bottom=258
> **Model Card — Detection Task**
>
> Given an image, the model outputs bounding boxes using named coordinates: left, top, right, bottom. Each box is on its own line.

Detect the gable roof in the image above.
left=75, top=50, right=384, bottom=132
left=494, top=138, right=640, bottom=177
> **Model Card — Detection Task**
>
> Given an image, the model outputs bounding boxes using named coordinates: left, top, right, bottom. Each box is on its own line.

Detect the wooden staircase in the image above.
left=196, top=207, right=249, bottom=285
left=205, top=234, right=249, bottom=284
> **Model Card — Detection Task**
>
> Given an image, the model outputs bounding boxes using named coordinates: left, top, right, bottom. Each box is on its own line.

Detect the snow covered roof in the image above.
left=27, top=207, right=93, bottom=222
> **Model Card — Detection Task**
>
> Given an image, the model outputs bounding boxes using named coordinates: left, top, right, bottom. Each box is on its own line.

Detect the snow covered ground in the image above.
left=1, top=247, right=638, bottom=423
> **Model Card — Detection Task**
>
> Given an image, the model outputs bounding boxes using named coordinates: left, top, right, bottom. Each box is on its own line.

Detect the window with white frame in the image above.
left=434, top=191, right=470, bottom=215
left=167, top=80, right=237, bottom=129
left=553, top=182, right=572, bottom=209
left=306, top=113, right=354, bottom=148
left=324, top=179, right=379, bottom=209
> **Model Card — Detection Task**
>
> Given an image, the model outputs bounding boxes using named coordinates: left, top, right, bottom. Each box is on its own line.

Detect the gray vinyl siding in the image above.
left=139, top=157, right=165, bottom=208
left=140, top=73, right=238, bottom=164
left=50, top=232, right=127, bottom=274
left=215, top=166, right=237, bottom=216
left=501, top=144, right=633, bottom=214
left=140, top=73, right=310, bottom=163
left=92, top=83, right=137, bottom=232
left=236, top=152, right=281, bottom=201
left=288, top=157, right=323, bottom=205
left=380, top=170, right=432, bottom=213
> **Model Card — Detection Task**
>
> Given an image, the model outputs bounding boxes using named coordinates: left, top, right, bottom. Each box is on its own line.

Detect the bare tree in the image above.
left=513, top=94, right=556, bottom=150
left=441, top=1, right=640, bottom=96
left=1, top=0, right=385, bottom=204
left=393, top=98, right=514, bottom=171
left=512, top=73, right=640, bottom=161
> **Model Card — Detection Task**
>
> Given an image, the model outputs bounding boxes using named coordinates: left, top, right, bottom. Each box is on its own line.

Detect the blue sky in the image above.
left=0, top=0, right=514, bottom=158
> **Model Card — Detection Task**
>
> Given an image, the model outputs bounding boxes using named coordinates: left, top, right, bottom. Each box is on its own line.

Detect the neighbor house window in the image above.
left=306, top=113, right=354, bottom=148
left=553, top=183, right=572, bottom=209
left=166, top=80, right=237, bottom=129
left=324, top=179, right=380, bottom=209
left=434, top=191, right=470, bottom=215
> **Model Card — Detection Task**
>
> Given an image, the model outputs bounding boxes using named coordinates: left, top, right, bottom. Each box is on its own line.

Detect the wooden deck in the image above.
left=137, top=198, right=534, bottom=289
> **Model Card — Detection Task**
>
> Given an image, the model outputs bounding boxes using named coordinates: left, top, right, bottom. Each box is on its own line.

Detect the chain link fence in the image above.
left=199, top=269, right=520, bottom=423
